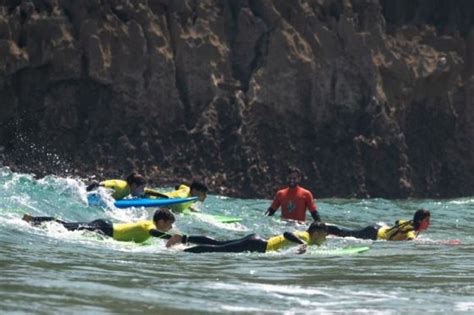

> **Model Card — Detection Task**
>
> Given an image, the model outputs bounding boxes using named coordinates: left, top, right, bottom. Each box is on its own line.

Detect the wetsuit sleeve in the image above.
left=283, top=232, right=306, bottom=245
left=149, top=231, right=197, bottom=244
left=27, top=216, right=68, bottom=226
left=305, top=191, right=317, bottom=212
left=185, top=235, right=228, bottom=245
left=164, top=234, right=215, bottom=245
left=86, top=181, right=100, bottom=191
left=267, top=192, right=281, bottom=215
left=265, top=207, right=276, bottom=216
left=406, top=231, right=417, bottom=240
left=144, top=188, right=170, bottom=198
left=326, top=224, right=348, bottom=237
left=149, top=229, right=173, bottom=239
left=311, top=211, right=321, bottom=222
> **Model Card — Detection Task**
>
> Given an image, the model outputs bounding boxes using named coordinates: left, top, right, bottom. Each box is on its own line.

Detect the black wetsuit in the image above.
left=27, top=216, right=114, bottom=237
left=184, top=234, right=268, bottom=253
left=326, top=224, right=381, bottom=240
left=27, top=217, right=298, bottom=252
left=26, top=216, right=235, bottom=244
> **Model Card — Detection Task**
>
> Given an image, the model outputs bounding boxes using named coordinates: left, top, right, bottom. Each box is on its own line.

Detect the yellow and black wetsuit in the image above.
left=265, top=231, right=312, bottom=251
left=112, top=220, right=160, bottom=243
left=327, top=220, right=418, bottom=241
left=26, top=216, right=173, bottom=243
left=100, top=179, right=130, bottom=200
left=377, top=220, right=418, bottom=240
left=184, top=231, right=312, bottom=254
left=162, top=184, right=196, bottom=213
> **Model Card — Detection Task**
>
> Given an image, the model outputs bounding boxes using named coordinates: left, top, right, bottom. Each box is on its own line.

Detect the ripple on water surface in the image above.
left=0, top=167, right=473, bottom=313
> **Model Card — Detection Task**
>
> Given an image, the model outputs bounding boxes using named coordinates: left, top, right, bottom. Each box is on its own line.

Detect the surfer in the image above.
left=166, top=221, right=329, bottom=254
left=265, top=167, right=321, bottom=222
left=86, top=172, right=147, bottom=200
left=326, top=209, right=431, bottom=241
left=21, top=207, right=177, bottom=243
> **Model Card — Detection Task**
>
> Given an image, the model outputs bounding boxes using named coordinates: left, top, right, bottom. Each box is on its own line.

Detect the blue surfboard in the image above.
left=114, top=197, right=198, bottom=209
left=87, top=194, right=108, bottom=208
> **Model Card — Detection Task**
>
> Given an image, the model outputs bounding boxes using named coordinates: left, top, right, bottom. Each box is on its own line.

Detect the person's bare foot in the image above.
left=22, top=213, right=32, bottom=222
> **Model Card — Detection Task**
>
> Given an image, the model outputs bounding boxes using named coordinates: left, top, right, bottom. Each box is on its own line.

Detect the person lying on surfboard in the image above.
left=165, top=221, right=329, bottom=254
left=22, top=208, right=178, bottom=244
left=326, top=209, right=431, bottom=241
left=145, top=181, right=208, bottom=213
left=86, top=172, right=147, bottom=200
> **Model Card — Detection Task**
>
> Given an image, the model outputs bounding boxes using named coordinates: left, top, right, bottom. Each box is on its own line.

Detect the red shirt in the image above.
left=270, top=186, right=317, bottom=221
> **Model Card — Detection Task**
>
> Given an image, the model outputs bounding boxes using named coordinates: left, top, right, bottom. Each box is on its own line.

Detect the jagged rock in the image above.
left=0, top=0, right=473, bottom=199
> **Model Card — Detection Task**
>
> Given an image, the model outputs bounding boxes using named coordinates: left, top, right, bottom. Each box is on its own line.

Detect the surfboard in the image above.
left=114, top=197, right=199, bottom=209
left=312, top=246, right=370, bottom=255
left=88, top=194, right=242, bottom=223
left=87, top=193, right=108, bottom=207
left=181, top=209, right=242, bottom=224
left=191, top=212, right=242, bottom=224
left=439, top=239, right=461, bottom=245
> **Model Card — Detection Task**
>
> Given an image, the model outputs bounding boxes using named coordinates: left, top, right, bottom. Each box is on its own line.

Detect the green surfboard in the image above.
left=312, top=246, right=370, bottom=255
left=182, top=210, right=242, bottom=224
left=193, top=212, right=242, bottom=224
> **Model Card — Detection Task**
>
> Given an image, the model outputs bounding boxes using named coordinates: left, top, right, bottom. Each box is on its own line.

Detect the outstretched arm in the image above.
left=310, top=211, right=321, bottom=222
left=166, top=235, right=185, bottom=247
left=283, top=232, right=305, bottom=244
left=265, top=207, right=277, bottom=216
left=283, top=232, right=308, bottom=254
left=266, top=194, right=281, bottom=216
left=86, top=181, right=101, bottom=191
left=306, top=191, right=320, bottom=221
left=167, top=234, right=229, bottom=246
left=22, top=214, right=67, bottom=226
left=150, top=229, right=188, bottom=248
left=149, top=229, right=174, bottom=239
left=144, top=188, right=170, bottom=199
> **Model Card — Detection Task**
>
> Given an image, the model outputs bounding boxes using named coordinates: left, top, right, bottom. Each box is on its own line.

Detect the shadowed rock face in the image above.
left=0, top=0, right=473, bottom=199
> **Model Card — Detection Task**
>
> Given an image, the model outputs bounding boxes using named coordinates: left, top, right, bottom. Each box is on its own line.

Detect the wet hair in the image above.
left=153, top=207, right=175, bottom=223
left=413, top=209, right=430, bottom=229
left=307, top=221, right=327, bottom=234
left=126, top=172, right=146, bottom=186
left=190, top=181, right=208, bottom=193
left=288, top=166, right=302, bottom=177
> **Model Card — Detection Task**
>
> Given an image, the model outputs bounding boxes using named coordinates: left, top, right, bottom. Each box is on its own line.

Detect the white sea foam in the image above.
left=455, top=302, right=474, bottom=311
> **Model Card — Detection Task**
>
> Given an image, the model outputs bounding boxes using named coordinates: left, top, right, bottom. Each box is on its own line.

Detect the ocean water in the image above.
left=0, top=166, right=473, bottom=314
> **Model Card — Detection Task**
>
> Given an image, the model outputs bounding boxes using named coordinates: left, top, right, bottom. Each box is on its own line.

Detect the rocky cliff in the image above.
left=0, top=0, right=473, bottom=199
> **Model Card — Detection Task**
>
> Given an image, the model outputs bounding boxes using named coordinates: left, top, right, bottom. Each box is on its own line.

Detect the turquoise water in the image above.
left=1, top=166, right=473, bottom=314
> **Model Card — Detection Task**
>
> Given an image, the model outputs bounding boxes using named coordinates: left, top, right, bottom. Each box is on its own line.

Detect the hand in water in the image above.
left=166, top=235, right=183, bottom=247
left=189, top=206, right=200, bottom=212
left=296, top=244, right=307, bottom=254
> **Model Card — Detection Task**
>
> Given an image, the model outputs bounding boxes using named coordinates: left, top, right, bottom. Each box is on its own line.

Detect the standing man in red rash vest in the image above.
left=265, top=167, right=321, bottom=222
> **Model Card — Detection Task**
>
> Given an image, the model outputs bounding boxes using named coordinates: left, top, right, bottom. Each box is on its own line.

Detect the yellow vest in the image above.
left=163, top=184, right=196, bottom=213
left=377, top=220, right=417, bottom=241
left=266, top=231, right=312, bottom=252
left=100, top=179, right=130, bottom=200
left=112, top=220, right=156, bottom=243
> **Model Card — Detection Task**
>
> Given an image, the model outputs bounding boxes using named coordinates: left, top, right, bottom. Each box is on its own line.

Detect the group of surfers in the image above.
left=22, top=167, right=432, bottom=254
